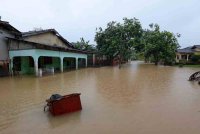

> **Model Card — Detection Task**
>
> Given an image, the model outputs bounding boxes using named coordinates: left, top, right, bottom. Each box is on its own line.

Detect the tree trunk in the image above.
left=154, top=55, right=159, bottom=65
left=119, top=55, right=122, bottom=69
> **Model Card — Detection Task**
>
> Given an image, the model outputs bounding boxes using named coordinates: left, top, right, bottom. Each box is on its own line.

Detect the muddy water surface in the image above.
left=0, top=61, right=200, bottom=134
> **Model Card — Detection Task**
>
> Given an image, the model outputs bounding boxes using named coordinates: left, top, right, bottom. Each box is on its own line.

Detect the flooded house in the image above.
left=176, top=45, right=200, bottom=63
left=0, top=20, right=92, bottom=77
left=0, top=20, right=21, bottom=76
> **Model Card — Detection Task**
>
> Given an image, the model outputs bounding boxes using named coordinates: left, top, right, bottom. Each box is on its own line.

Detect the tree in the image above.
left=73, top=37, right=96, bottom=51
left=95, top=18, right=143, bottom=68
left=143, top=24, right=180, bottom=65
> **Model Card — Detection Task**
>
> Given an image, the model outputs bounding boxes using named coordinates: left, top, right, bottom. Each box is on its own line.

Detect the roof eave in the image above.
left=6, top=37, right=90, bottom=54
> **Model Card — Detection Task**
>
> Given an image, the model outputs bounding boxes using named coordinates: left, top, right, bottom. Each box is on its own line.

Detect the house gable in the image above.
left=194, top=46, right=200, bottom=52
left=0, top=21, right=21, bottom=60
left=22, top=29, right=73, bottom=49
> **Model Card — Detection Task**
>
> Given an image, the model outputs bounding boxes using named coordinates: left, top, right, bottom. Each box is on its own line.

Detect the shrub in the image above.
left=179, top=59, right=187, bottom=64
left=191, top=55, right=200, bottom=64
left=179, top=64, right=184, bottom=67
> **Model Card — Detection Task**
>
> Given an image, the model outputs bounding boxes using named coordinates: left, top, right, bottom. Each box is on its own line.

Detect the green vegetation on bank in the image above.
left=175, top=64, right=200, bottom=68
left=73, top=17, right=181, bottom=68
left=142, top=24, right=180, bottom=65
left=95, top=18, right=143, bottom=68
left=191, top=55, right=200, bottom=63
left=94, top=18, right=180, bottom=67
left=182, top=65, right=200, bottom=68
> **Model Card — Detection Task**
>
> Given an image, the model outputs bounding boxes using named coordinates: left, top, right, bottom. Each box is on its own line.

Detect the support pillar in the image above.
left=85, top=57, right=88, bottom=68
left=187, top=54, right=189, bottom=61
left=76, top=58, right=78, bottom=70
left=176, top=55, right=179, bottom=63
left=34, top=57, right=38, bottom=76
left=93, top=54, right=96, bottom=66
left=60, top=57, right=63, bottom=73
left=9, top=58, right=13, bottom=76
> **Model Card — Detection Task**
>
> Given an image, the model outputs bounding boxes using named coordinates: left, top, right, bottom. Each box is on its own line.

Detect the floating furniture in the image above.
left=44, top=93, right=82, bottom=116
left=189, top=71, right=200, bottom=81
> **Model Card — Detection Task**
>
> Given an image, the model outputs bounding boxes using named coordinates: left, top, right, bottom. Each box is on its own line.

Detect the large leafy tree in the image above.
left=143, top=24, right=180, bottom=65
left=95, top=18, right=143, bottom=68
left=73, top=37, right=96, bottom=51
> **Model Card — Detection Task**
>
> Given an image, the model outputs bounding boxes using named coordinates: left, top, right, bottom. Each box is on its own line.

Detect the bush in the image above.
left=178, top=64, right=184, bottom=67
left=191, top=55, right=200, bottom=63
left=179, top=59, right=187, bottom=64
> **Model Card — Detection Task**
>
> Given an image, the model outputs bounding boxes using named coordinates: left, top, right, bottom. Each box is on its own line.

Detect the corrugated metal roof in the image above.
left=22, top=29, right=55, bottom=37
left=0, top=20, right=21, bottom=34
left=6, top=37, right=93, bottom=54
left=22, top=29, right=75, bottom=48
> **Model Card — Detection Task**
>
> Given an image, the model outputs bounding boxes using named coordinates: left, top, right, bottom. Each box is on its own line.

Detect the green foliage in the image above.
left=95, top=18, right=143, bottom=67
left=143, top=24, right=180, bottom=65
left=95, top=18, right=180, bottom=67
left=73, top=37, right=96, bottom=51
left=179, top=59, right=187, bottom=64
left=191, top=55, right=200, bottom=63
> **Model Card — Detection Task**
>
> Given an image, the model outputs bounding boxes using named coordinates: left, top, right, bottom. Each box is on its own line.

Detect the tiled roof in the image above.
left=177, top=45, right=200, bottom=53
left=192, top=45, right=200, bottom=49
left=177, top=46, right=194, bottom=53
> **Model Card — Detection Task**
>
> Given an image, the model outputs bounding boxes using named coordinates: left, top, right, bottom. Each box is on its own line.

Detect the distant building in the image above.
left=176, top=45, right=200, bottom=63
left=0, top=20, right=21, bottom=76
left=0, top=20, right=94, bottom=77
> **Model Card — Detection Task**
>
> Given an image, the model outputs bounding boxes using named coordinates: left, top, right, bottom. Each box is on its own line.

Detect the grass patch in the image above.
left=175, top=64, right=200, bottom=68
left=183, top=65, right=200, bottom=68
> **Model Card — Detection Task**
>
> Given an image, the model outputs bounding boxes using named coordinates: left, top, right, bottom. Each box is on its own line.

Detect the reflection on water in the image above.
left=0, top=61, right=200, bottom=134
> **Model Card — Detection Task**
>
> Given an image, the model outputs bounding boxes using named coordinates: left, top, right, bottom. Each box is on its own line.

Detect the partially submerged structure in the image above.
left=0, top=20, right=93, bottom=76
left=176, top=45, right=200, bottom=63
left=0, top=20, right=21, bottom=76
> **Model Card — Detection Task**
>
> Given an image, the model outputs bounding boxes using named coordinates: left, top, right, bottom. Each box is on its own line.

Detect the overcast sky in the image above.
left=0, top=0, right=200, bottom=48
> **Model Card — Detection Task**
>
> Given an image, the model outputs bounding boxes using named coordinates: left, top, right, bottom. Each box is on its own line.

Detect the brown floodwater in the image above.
left=0, top=61, right=200, bottom=134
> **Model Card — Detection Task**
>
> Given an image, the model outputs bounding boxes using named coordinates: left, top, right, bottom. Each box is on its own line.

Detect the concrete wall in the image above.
left=0, top=28, right=15, bottom=60
left=194, top=48, right=200, bottom=55
left=23, top=32, right=68, bottom=48
left=8, top=40, right=35, bottom=50
left=9, top=49, right=87, bottom=61
left=195, top=48, right=200, bottom=52
left=9, top=49, right=87, bottom=75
